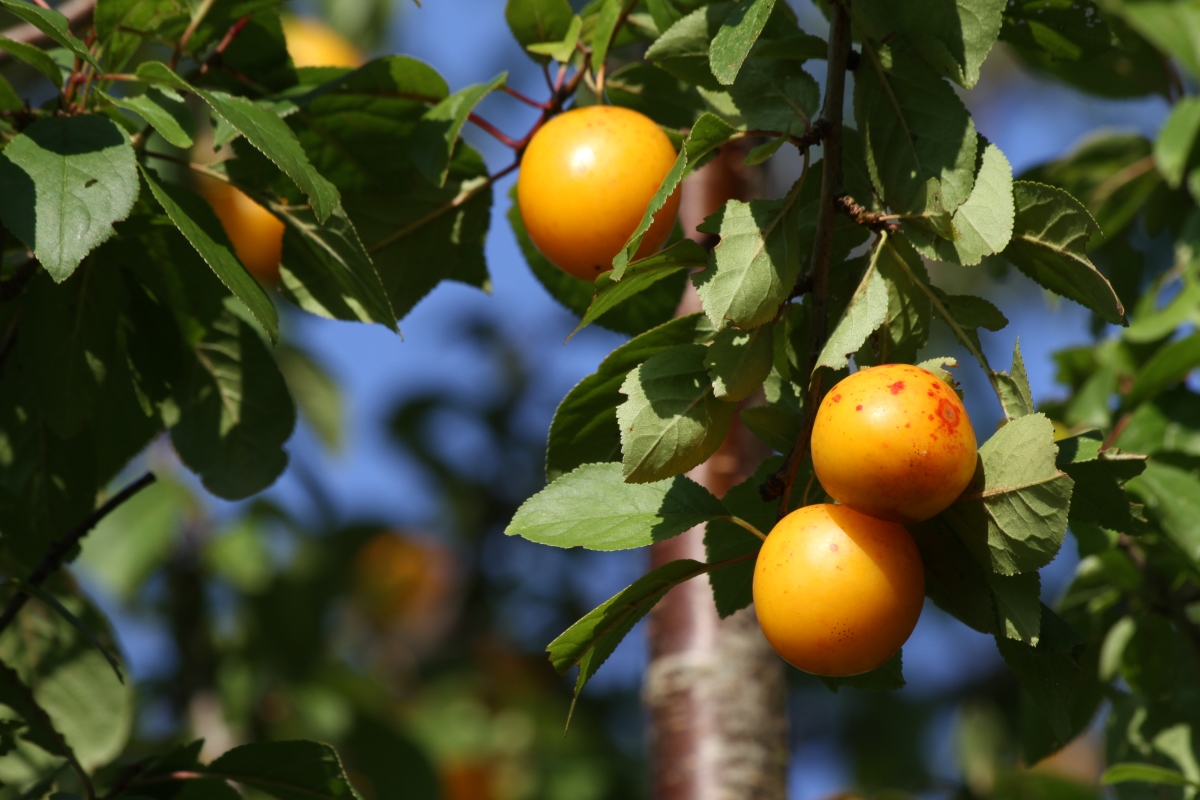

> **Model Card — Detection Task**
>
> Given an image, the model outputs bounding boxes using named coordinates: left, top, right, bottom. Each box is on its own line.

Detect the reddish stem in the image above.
left=468, top=113, right=521, bottom=149
left=500, top=84, right=546, bottom=109
left=197, top=14, right=252, bottom=75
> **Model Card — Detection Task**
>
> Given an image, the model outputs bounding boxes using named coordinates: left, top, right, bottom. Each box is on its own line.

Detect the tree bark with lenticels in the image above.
left=643, top=143, right=789, bottom=800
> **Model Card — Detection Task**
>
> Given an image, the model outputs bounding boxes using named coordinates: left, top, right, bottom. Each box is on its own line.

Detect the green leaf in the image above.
left=608, top=113, right=737, bottom=281
left=276, top=343, right=343, bottom=452
left=1000, top=0, right=1117, bottom=63
left=589, top=0, right=623, bottom=71
left=817, top=238, right=888, bottom=370
left=994, top=606, right=1091, bottom=743
left=704, top=456, right=781, bottom=617
left=7, top=580, right=124, bottom=683
left=411, top=74, right=507, bottom=187
left=874, top=235, right=931, bottom=364
left=1103, top=763, right=1200, bottom=788
left=139, top=165, right=280, bottom=343
left=546, top=314, right=716, bottom=482
left=0, top=116, right=138, bottom=281
left=0, top=0, right=100, bottom=69
left=744, top=132, right=789, bottom=166
left=0, top=660, right=80, bottom=771
left=102, top=87, right=194, bottom=149
left=1124, top=269, right=1200, bottom=344
left=1154, top=97, right=1200, bottom=188
left=548, top=558, right=712, bottom=718
left=855, top=41, right=978, bottom=215
left=1115, top=386, right=1200, bottom=457
left=704, top=325, right=773, bottom=402
left=0, top=590, right=133, bottom=771
left=709, top=0, right=777, bottom=85
left=17, top=266, right=124, bottom=440
left=1056, top=431, right=1146, bottom=534
left=993, top=339, right=1035, bottom=421
left=525, top=14, right=582, bottom=61
left=78, top=477, right=195, bottom=600
left=931, top=288, right=1009, bottom=358
left=617, top=343, right=737, bottom=483
left=854, top=0, right=1006, bottom=88
left=1023, top=134, right=1158, bottom=240
left=699, top=59, right=819, bottom=133
left=646, top=1, right=802, bottom=90
left=1126, top=459, right=1200, bottom=568
left=647, top=2, right=738, bottom=89
left=910, top=513, right=1003, bottom=635
left=1003, top=181, right=1125, bottom=324
left=1003, top=5, right=1170, bottom=99
left=574, top=240, right=701, bottom=335
left=276, top=202, right=399, bottom=331
left=510, top=188, right=687, bottom=336
left=506, top=0, right=575, bottom=59
left=988, top=571, right=1042, bottom=643
left=1125, top=332, right=1200, bottom=408
left=739, top=404, right=799, bottom=453
left=1117, top=1, right=1200, bottom=79
left=170, top=310, right=296, bottom=500
left=0, top=73, right=20, bottom=112
left=931, top=413, right=1073, bottom=576
left=588, top=62, right=708, bottom=129
left=137, top=61, right=340, bottom=222
left=287, top=59, right=491, bottom=320
left=691, top=193, right=804, bottom=330
left=207, top=740, right=363, bottom=800
left=0, top=36, right=65, bottom=86
left=506, top=462, right=727, bottom=550
left=912, top=140, right=1015, bottom=266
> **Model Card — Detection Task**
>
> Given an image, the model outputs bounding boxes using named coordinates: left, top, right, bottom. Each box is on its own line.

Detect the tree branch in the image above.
left=775, top=0, right=852, bottom=518
left=0, top=472, right=157, bottom=638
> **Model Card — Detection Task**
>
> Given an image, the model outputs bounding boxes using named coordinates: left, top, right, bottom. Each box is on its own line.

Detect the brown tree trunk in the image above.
left=644, top=145, right=789, bottom=800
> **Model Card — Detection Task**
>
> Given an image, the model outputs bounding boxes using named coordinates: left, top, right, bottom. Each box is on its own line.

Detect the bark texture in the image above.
left=644, top=144, right=789, bottom=800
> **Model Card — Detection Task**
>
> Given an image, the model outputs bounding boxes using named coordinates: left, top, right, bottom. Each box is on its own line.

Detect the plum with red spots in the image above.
left=810, top=364, right=978, bottom=523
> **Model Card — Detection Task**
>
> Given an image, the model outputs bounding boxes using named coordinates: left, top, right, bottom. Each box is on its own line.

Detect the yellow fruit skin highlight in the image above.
left=752, top=503, right=925, bottom=677
left=517, top=105, right=681, bottom=281
left=282, top=16, right=363, bottom=68
left=811, top=364, right=978, bottom=524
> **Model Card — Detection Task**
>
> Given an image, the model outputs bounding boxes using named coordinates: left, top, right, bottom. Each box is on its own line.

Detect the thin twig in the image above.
left=170, top=0, right=216, bottom=69
left=196, top=14, right=252, bottom=76
left=0, top=472, right=157, bottom=638
left=468, top=113, right=521, bottom=149
left=776, top=0, right=852, bottom=518
left=500, top=84, right=546, bottom=109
